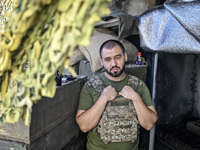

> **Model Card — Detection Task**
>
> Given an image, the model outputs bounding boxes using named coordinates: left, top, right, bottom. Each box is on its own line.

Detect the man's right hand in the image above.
left=76, top=85, right=117, bottom=133
left=101, top=85, right=117, bottom=102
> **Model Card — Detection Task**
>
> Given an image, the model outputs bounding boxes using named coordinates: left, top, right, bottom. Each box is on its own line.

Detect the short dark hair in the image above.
left=99, top=39, right=125, bottom=58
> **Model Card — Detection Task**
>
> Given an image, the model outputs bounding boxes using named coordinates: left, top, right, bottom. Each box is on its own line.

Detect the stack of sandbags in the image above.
left=78, top=28, right=138, bottom=73
left=71, top=0, right=155, bottom=73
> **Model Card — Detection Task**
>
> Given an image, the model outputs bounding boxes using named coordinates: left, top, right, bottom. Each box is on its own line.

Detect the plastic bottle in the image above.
left=136, top=52, right=142, bottom=65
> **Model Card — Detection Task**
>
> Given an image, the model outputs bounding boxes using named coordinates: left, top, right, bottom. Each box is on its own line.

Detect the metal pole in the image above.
left=149, top=53, right=158, bottom=150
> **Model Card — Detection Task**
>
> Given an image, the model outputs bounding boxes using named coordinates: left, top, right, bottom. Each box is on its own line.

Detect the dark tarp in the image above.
left=109, top=7, right=139, bottom=40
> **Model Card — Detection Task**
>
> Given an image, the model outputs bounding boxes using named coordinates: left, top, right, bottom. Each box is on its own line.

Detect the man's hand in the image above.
left=101, top=85, right=118, bottom=102
left=119, top=85, right=158, bottom=130
left=119, top=86, right=140, bottom=101
left=76, top=85, right=117, bottom=133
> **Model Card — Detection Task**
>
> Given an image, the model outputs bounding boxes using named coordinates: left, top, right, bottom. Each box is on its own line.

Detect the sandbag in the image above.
left=70, top=48, right=86, bottom=66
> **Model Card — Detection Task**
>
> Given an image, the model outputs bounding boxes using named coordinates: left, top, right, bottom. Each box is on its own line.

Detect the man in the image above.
left=76, top=39, right=158, bottom=150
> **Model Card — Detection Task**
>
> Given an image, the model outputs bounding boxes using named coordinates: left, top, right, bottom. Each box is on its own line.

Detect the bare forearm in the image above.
left=132, top=98, right=158, bottom=130
left=76, top=96, right=107, bottom=132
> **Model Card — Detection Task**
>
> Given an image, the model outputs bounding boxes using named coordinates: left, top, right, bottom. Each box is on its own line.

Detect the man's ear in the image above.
left=100, top=58, right=103, bottom=66
left=124, top=52, right=128, bottom=62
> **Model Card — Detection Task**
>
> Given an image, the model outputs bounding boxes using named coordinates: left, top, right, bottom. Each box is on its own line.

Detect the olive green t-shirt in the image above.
left=78, top=73, right=153, bottom=150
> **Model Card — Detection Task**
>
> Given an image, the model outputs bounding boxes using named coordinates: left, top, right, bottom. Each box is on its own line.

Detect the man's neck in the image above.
left=104, top=72, right=126, bottom=81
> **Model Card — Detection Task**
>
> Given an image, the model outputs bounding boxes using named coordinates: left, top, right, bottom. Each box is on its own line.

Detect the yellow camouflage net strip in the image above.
left=0, top=0, right=14, bottom=30
left=0, top=0, right=111, bottom=126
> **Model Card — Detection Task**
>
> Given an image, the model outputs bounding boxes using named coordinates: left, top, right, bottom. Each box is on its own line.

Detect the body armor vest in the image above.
left=88, top=75, right=143, bottom=144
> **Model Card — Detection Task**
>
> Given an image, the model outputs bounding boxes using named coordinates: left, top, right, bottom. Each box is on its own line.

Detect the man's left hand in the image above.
left=119, top=86, right=140, bottom=101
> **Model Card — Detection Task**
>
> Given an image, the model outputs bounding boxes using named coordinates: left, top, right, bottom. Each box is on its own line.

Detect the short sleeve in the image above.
left=78, top=81, right=97, bottom=110
left=136, top=80, right=153, bottom=106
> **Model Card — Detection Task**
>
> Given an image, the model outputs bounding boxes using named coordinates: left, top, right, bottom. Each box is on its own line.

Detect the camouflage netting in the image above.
left=0, top=0, right=111, bottom=126
left=0, top=0, right=14, bottom=30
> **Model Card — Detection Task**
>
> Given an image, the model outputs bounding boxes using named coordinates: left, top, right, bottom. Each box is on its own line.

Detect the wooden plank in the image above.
left=0, top=139, right=26, bottom=150
left=0, top=118, right=29, bottom=144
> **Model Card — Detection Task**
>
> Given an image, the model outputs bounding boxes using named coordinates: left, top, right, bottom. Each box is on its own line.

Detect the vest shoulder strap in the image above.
left=127, top=75, right=143, bottom=90
left=88, top=75, right=143, bottom=93
left=88, top=75, right=105, bottom=95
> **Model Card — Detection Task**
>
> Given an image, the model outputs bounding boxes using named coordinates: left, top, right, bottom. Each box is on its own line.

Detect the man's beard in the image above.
left=105, top=64, right=125, bottom=77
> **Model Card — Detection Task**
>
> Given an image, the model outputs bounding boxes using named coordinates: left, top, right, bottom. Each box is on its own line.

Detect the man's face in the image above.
left=100, top=45, right=127, bottom=77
